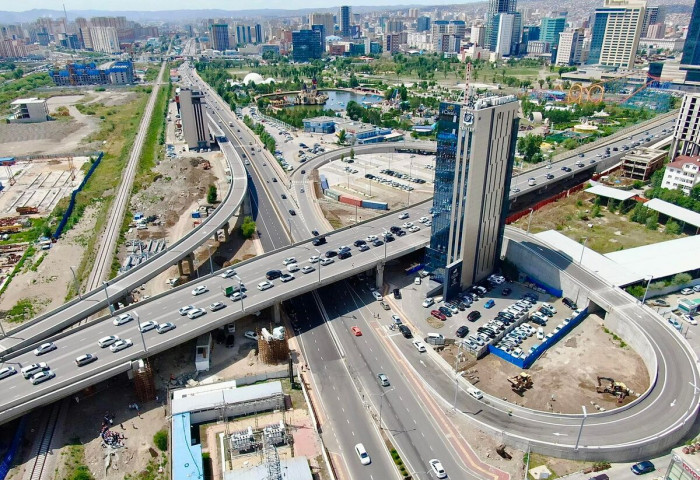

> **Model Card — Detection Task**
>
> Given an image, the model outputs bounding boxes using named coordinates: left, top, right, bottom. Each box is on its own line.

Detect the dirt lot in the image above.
left=466, top=313, right=649, bottom=413
left=512, top=190, right=685, bottom=254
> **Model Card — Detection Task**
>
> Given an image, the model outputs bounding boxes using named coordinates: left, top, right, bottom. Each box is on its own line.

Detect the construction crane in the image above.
left=596, top=376, right=630, bottom=403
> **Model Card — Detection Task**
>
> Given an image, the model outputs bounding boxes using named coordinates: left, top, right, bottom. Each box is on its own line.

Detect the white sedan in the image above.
left=402, top=222, right=413, bottom=228
left=231, top=292, right=246, bottom=302
left=309, top=255, right=321, bottom=263
left=365, top=235, right=378, bottom=242
left=179, top=305, right=195, bottom=316
left=283, top=257, right=296, bottom=265
left=156, top=322, right=176, bottom=334
left=34, top=342, right=57, bottom=356
left=113, top=313, right=133, bottom=326
left=413, top=340, right=427, bottom=353
left=408, top=225, right=420, bottom=232
left=287, top=263, right=299, bottom=272
left=301, top=265, right=315, bottom=274
left=110, top=339, right=133, bottom=352
left=429, top=459, right=447, bottom=479
left=192, top=285, right=208, bottom=296
left=139, top=320, right=158, bottom=333
left=220, top=269, right=236, bottom=278
left=257, top=280, right=273, bottom=291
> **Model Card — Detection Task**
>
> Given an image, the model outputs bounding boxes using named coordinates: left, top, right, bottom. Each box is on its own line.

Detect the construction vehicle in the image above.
left=16, top=206, right=39, bottom=215
left=596, top=376, right=630, bottom=403
left=508, top=372, right=533, bottom=393
left=496, top=444, right=512, bottom=460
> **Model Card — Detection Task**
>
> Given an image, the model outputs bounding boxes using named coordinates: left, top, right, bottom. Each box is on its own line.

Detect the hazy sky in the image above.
left=5, top=0, right=467, bottom=11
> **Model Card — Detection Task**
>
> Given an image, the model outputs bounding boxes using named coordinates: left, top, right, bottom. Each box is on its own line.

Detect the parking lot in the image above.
left=645, top=284, right=700, bottom=357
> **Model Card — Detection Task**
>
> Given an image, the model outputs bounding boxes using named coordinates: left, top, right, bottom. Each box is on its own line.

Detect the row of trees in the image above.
left=243, top=115, right=276, bottom=152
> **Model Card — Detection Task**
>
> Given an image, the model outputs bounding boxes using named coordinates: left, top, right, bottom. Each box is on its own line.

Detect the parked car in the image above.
left=431, top=310, right=447, bottom=321
left=631, top=461, right=655, bottom=475
left=484, top=299, right=495, bottom=309
left=681, top=288, right=694, bottom=295
left=456, top=326, right=469, bottom=338
left=562, top=297, right=578, bottom=309
left=393, top=288, right=402, bottom=299
left=467, top=311, right=481, bottom=322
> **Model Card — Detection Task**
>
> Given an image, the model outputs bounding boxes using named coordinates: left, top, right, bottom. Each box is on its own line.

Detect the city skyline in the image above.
left=3, top=0, right=484, bottom=13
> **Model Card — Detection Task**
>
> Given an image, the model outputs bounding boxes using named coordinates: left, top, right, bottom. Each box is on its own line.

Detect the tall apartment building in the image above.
left=485, top=0, right=516, bottom=50
left=386, top=19, right=405, bottom=34
left=340, top=6, right=352, bottom=37
left=681, top=0, right=700, bottom=82
left=671, top=93, right=700, bottom=158
left=292, top=29, right=322, bottom=62
left=641, top=6, right=663, bottom=37
left=179, top=89, right=210, bottom=150
left=495, top=14, right=516, bottom=56
left=255, top=24, right=263, bottom=44
left=89, top=26, right=120, bottom=53
left=236, top=25, right=252, bottom=45
left=210, top=24, right=229, bottom=51
left=471, top=23, right=486, bottom=46
left=587, top=0, right=646, bottom=69
left=646, top=23, right=665, bottom=39
left=555, top=28, right=585, bottom=65
left=431, top=20, right=466, bottom=53
left=417, top=16, right=431, bottom=32
left=310, top=13, right=335, bottom=37
left=425, top=94, right=519, bottom=297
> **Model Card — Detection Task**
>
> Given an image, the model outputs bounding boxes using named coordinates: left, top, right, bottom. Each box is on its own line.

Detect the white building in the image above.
left=661, top=155, right=700, bottom=195
left=89, top=26, right=120, bottom=53
left=471, top=23, right=486, bottom=46
left=9, top=98, right=49, bottom=123
left=671, top=93, right=700, bottom=158
left=495, top=14, right=515, bottom=57
left=589, top=0, right=646, bottom=69
left=406, top=32, right=432, bottom=51
left=556, top=29, right=585, bottom=65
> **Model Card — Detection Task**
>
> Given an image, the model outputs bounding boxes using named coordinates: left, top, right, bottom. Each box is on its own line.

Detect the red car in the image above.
left=351, top=326, right=362, bottom=336
left=431, top=310, right=447, bottom=321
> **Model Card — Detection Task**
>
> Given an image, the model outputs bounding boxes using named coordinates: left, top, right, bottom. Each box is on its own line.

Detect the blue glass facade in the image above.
left=292, top=30, right=323, bottom=63
left=587, top=12, right=608, bottom=65
left=681, top=0, right=700, bottom=81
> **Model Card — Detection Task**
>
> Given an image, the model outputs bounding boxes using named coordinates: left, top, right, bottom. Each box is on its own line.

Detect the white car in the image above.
left=682, top=314, right=698, bottom=326
left=98, top=335, right=119, bottom=348
left=179, top=305, right=195, bottom=316
left=244, top=330, right=258, bottom=341
left=30, top=370, right=55, bottom=385
left=287, top=263, right=299, bottom=272
left=110, top=339, right=133, bottom=352
left=413, top=340, right=427, bottom=352
left=402, top=222, right=413, bottom=228
left=371, top=290, right=383, bottom=301
left=139, top=320, right=158, bottom=333
left=220, top=268, right=237, bottom=278
left=280, top=273, right=295, bottom=282
left=681, top=288, right=694, bottom=295
left=419, top=216, right=429, bottom=223
left=365, top=234, right=378, bottom=242
left=429, top=459, right=447, bottom=479
left=34, top=342, right=57, bottom=356
left=113, top=313, right=133, bottom=326
left=398, top=212, right=409, bottom=220
left=320, top=258, right=334, bottom=266
left=422, top=297, right=434, bottom=308
left=192, top=285, right=208, bottom=296
left=258, top=280, right=273, bottom=291
left=187, top=308, right=206, bottom=319
left=309, top=255, right=321, bottom=263
left=408, top=225, right=420, bottom=232
left=283, top=257, right=296, bottom=265
left=231, top=291, right=246, bottom=302
left=156, top=322, right=176, bottom=334
left=424, top=220, right=432, bottom=226
left=355, top=443, right=371, bottom=465
left=0, top=366, right=16, bottom=380
left=301, top=265, right=315, bottom=274
left=209, top=302, right=226, bottom=311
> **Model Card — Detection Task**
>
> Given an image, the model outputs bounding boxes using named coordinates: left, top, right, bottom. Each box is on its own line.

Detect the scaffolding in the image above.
left=258, top=326, right=290, bottom=364
left=263, top=436, right=282, bottom=480
left=132, top=360, right=156, bottom=403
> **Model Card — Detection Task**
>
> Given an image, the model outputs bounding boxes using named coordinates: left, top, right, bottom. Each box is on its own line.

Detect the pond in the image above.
left=285, top=89, right=384, bottom=111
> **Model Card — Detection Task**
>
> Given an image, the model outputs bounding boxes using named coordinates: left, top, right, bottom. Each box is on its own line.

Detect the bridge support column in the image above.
left=177, top=260, right=184, bottom=277
left=272, top=302, right=281, bottom=324
left=213, top=231, right=218, bottom=242
left=242, top=191, right=252, bottom=216
left=376, top=263, right=385, bottom=290
left=186, top=253, right=194, bottom=276
left=223, top=221, right=230, bottom=242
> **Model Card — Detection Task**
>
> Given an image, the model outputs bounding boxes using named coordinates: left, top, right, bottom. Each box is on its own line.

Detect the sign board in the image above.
left=444, top=260, right=463, bottom=301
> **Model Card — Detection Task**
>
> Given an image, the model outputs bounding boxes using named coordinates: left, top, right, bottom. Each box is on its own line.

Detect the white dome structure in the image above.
left=243, top=72, right=275, bottom=85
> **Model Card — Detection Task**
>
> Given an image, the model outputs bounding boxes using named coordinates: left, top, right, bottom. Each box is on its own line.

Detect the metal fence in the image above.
left=0, top=416, right=26, bottom=480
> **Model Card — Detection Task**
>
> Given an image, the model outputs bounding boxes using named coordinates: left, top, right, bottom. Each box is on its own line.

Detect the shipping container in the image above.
left=339, top=195, right=362, bottom=207
left=191, top=211, right=201, bottom=218
left=361, top=200, right=388, bottom=210
left=325, top=190, right=340, bottom=201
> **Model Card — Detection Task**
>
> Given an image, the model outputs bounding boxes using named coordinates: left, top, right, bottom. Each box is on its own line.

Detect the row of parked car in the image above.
left=378, top=168, right=427, bottom=184
left=364, top=173, right=415, bottom=191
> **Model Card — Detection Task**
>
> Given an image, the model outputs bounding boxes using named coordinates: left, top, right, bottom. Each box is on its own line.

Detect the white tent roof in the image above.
left=644, top=198, right=700, bottom=228
left=585, top=184, right=637, bottom=201
left=605, top=235, right=700, bottom=280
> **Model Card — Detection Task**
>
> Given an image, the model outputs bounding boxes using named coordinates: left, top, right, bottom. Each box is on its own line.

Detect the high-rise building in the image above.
left=540, top=17, right=566, bottom=47
left=641, top=6, right=663, bottom=37
left=425, top=94, right=519, bottom=297
left=236, top=25, right=252, bottom=45
left=254, top=24, right=263, bottom=44
left=555, top=28, right=585, bottom=65
left=522, top=25, right=540, bottom=44
left=495, top=14, right=516, bottom=56
left=210, top=23, right=229, bottom=51
left=646, top=23, right=665, bottom=39
left=417, top=16, right=431, bottom=32
left=671, top=93, right=700, bottom=158
left=292, top=29, right=322, bottom=62
left=587, top=0, right=646, bottom=69
left=179, top=88, right=210, bottom=151
left=431, top=20, right=466, bottom=53
left=386, top=19, right=405, bottom=34
left=310, top=13, right=335, bottom=37
left=340, top=6, right=351, bottom=37
left=311, top=24, right=326, bottom=47
left=485, top=0, right=516, bottom=50
left=471, top=23, right=486, bottom=46
left=681, top=0, right=700, bottom=82
left=89, top=26, right=120, bottom=53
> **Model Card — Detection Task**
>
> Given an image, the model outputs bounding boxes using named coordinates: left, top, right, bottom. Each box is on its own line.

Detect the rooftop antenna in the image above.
left=463, top=61, right=475, bottom=108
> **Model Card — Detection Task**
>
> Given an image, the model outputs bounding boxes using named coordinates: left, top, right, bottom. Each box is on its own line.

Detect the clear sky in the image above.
left=5, top=0, right=465, bottom=12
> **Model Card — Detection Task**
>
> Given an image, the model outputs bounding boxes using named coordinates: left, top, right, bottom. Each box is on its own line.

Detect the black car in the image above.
left=272, top=178, right=277, bottom=182
left=563, top=297, right=578, bottom=309
left=338, top=251, right=351, bottom=260
left=538, top=307, right=553, bottom=317
left=312, top=236, right=327, bottom=246
left=372, top=239, right=384, bottom=247
left=311, top=230, right=319, bottom=236
left=438, top=306, right=453, bottom=317
left=354, top=239, right=367, bottom=247
left=301, top=170, right=306, bottom=174
left=477, top=327, right=495, bottom=338
left=266, top=270, right=282, bottom=280
left=399, top=325, right=413, bottom=338
left=390, top=226, right=401, bottom=233
left=456, top=326, right=469, bottom=338
left=561, top=166, right=572, bottom=172
left=393, top=289, right=402, bottom=299
left=385, top=236, right=395, bottom=243
left=458, top=301, right=470, bottom=310
left=396, top=230, right=406, bottom=237
left=289, top=209, right=296, bottom=216
left=281, top=194, right=287, bottom=199
left=501, top=287, right=512, bottom=296
left=325, top=250, right=338, bottom=258
left=468, top=311, right=481, bottom=322
left=545, top=173, right=554, bottom=180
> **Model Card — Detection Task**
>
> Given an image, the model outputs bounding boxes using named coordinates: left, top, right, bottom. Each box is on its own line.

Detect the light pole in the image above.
left=206, top=244, right=214, bottom=275
left=235, top=274, right=244, bottom=311
left=70, top=266, right=81, bottom=299
left=641, top=275, right=653, bottom=305
left=382, top=229, right=388, bottom=262
left=574, top=405, right=587, bottom=450
left=526, top=209, right=534, bottom=235
left=370, top=388, right=394, bottom=430
left=315, top=248, right=322, bottom=283
left=453, top=342, right=465, bottom=409
left=578, top=237, right=588, bottom=265
left=133, top=311, right=148, bottom=353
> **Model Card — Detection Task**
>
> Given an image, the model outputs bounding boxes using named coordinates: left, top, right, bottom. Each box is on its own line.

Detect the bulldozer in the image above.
left=596, top=376, right=630, bottom=403
left=508, top=372, right=533, bottom=393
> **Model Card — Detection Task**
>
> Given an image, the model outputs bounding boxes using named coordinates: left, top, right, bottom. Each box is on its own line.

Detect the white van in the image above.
left=541, top=302, right=557, bottom=314
left=468, top=386, right=483, bottom=399
left=537, top=327, right=544, bottom=340
left=355, top=443, right=371, bottom=465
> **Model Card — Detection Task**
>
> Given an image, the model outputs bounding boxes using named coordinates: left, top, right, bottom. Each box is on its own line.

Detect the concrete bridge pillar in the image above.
left=186, top=253, right=194, bottom=276
left=213, top=231, right=218, bottom=242
left=242, top=191, right=252, bottom=216
left=223, top=221, right=230, bottom=242
left=273, top=302, right=281, bottom=324
left=177, top=260, right=184, bottom=277
left=376, top=263, right=385, bottom=290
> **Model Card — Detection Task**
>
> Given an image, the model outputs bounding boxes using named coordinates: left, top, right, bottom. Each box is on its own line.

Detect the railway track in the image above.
left=26, top=403, right=62, bottom=480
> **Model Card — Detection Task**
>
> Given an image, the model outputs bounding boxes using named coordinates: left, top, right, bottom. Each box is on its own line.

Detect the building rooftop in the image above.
left=224, top=456, right=312, bottom=480
left=605, top=235, right=700, bottom=280
left=172, top=412, right=204, bottom=480
left=172, top=380, right=283, bottom=415
left=585, top=184, right=637, bottom=201
left=10, top=98, right=45, bottom=105
left=303, top=116, right=338, bottom=123
left=667, top=155, right=700, bottom=170
left=644, top=198, right=700, bottom=229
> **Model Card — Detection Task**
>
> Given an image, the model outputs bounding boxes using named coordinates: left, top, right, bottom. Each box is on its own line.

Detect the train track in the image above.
left=26, top=403, right=62, bottom=480
left=83, top=61, right=167, bottom=297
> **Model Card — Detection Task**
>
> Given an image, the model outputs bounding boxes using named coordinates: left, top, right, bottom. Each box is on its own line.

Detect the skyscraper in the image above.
left=310, top=13, right=335, bottom=37
left=340, top=6, right=351, bottom=37
left=254, top=24, right=263, bottom=44
left=417, top=16, right=431, bottom=32
left=485, top=0, right=516, bottom=50
left=555, top=28, right=585, bottom=65
left=681, top=0, right=700, bottom=82
left=425, top=92, right=519, bottom=298
left=641, top=6, right=663, bottom=37
left=236, top=25, right=252, bottom=45
left=471, top=23, right=486, bottom=46
left=540, top=17, right=566, bottom=47
left=210, top=24, right=229, bottom=52
left=587, top=0, right=646, bottom=69
left=292, top=29, right=322, bottom=62
left=671, top=93, right=700, bottom=158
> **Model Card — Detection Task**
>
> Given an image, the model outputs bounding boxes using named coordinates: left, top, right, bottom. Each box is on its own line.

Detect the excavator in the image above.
left=508, top=372, right=533, bottom=393
left=596, top=376, right=630, bottom=403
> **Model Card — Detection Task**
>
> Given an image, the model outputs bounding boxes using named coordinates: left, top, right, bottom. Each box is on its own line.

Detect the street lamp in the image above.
left=578, top=237, right=588, bottom=265
left=370, top=388, right=394, bottom=430
left=103, top=281, right=113, bottom=316
left=315, top=248, right=322, bottom=283
left=453, top=341, right=466, bottom=409
left=574, top=405, right=587, bottom=450
left=234, top=274, right=244, bottom=311
left=70, top=266, right=81, bottom=299
left=133, top=311, right=147, bottom=354
left=641, top=275, right=653, bottom=305
left=206, top=244, right=214, bottom=275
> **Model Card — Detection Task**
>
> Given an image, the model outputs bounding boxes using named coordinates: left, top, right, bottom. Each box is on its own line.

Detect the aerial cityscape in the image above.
left=1, top=0, right=700, bottom=479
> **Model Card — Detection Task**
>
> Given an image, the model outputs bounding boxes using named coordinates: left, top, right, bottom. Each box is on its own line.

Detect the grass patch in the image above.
left=279, top=377, right=305, bottom=408
left=0, top=246, right=35, bottom=297
left=426, top=317, right=444, bottom=329
left=527, top=453, right=560, bottom=479
left=0, top=72, right=54, bottom=114
left=0, top=217, right=51, bottom=245
left=602, top=326, right=627, bottom=348
left=3, top=297, right=37, bottom=323
left=123, top=458, right=168, bottom=480
left=59, top=437, right=94, bottom=480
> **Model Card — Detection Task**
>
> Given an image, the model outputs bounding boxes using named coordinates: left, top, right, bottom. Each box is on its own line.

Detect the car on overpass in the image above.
left=110, top=339, right=133, bottom=352
left=113, top=313, right=133, bottom=326
left=33, top=342, right=56, bottom=356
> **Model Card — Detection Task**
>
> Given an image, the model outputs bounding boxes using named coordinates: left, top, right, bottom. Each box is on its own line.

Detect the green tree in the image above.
left=538, top=79, right=545, bottom=89
left=608, top=199, right=618, bottom=213
left=350, top=148, right=355, bottom=159
left=240, top=216, right=256, bottom=238
left=69, top=466, right=94, bottom=480
left=207, top=185, right=217, bottom=204
left=153, top=430, right=168, bottom=451
left=645, top=210, right=659, bottom=230
left=629, top=203, right=647, bottom=223
left=516, top=134, right=543, bottom=163
left=673, top=273, right=692, bottom=285
left=591, top=204, right=601, bottom=218
left=337, top=129, right=347, bottom=144
left=665, top=219, right=681, bottom=235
